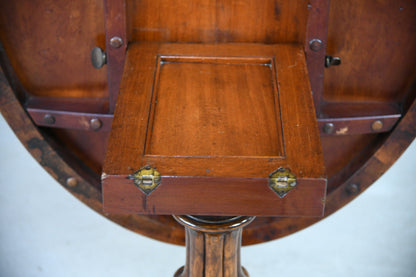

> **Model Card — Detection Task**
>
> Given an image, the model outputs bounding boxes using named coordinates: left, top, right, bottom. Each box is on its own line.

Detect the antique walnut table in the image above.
left=0, top=1, right=415, bottom=276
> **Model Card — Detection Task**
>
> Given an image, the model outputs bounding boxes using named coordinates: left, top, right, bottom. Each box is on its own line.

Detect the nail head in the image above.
left=43, top=114, right=55, bottom=125
left=90, top=118, right=102, bottom=131
left=323, top=122, right=334, bottom=134
left=66, top=177, right=78, bottom=187
left=309, top=39, right=323, bottom=52
left=110, top=36, right=123, bottom=48
left=346, top=183, right=359, bottom=195
left=371, top=120, right=383, bottom=131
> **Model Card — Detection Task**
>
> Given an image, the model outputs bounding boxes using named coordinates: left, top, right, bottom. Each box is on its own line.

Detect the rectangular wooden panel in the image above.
left=102, top=42, right=326, bottom=216
left=146, top=56, right=284, bottom=157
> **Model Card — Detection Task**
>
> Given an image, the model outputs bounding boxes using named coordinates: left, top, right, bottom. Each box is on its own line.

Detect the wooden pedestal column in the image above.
left=173, top=215, right=255, bottom=277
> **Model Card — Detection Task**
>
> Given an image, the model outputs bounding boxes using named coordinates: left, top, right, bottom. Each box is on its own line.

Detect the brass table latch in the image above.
left=128, top=165, right=161, bottom=195
left=269, top=167, right=297, bottom=198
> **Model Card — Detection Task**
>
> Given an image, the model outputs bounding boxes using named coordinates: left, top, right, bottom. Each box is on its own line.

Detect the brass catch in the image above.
left=268, top=167, right=297, bottom=198
left=128, top=165, right=161, bottom=195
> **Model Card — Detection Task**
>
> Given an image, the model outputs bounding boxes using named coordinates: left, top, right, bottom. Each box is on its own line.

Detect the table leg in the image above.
left=173, top=215, right=255, bottom=277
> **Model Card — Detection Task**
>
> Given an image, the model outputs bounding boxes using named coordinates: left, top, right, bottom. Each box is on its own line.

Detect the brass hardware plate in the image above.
left=269, top=167, right=297, bottom=198
left=128, top=165, right=161, bottom=195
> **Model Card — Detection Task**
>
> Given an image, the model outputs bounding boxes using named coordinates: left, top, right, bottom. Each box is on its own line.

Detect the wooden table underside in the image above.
left=0, top=0, right=415, bottom=245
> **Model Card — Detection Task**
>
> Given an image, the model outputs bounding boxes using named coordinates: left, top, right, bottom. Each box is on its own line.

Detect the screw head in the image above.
left=309, top=39, right=323, bottom=51
left=110, top=36, right=123, bottom=48
left=346, top=183, right=359, bottom=195
left=323, top=122, right=334, bottom=134
left=371, top=120, right=383, bottom=131
left=66, top=177, right=78, bottom=187
left=43, top=114, right=55, bottom=125
left=90, top=118, right=102, bottom=131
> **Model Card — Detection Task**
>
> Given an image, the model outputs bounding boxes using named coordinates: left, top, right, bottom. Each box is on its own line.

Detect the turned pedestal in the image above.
left=173, top=216, right=255, bottom=277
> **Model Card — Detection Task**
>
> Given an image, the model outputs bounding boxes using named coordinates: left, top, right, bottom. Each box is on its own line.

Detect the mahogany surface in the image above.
left=324, top=0, right=416, bottom=103
left=105, top=43, right=324, bottom=177
left=103, top=42, right=326, bottom=216
left=126, top=0, right=308, bottom=43
left=0, top=0, right=415, bottom=245
left=0, top=0, right=107, bottom=98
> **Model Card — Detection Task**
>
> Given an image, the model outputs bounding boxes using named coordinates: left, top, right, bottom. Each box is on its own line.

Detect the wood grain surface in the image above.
left=103, top=42, right=326, bottom=216
left=146, top=57, right=284, bottom=157
left=104, top=43, right=325, bottom=178
left=127, top=0, right=308, bottom=43
left=0, top=0, right=415, bottom=246
left=324, top=0, right=416, bottom=103
left=0, top=0, right=107, bottom=98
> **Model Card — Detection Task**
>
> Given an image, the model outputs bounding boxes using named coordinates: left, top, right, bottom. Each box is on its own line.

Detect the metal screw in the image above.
left=309, top=39, right=323, bottom=51
left=371, top=120, right=383, bottom=131
left=346, top=183, right=359, bottom=195
left=90, top=118, right=102, bottom=131
left=323, top=122, right=334, bottom=134
left=110, top=36, right=123, bottom=48
left=66, top=177, right=78, bottom=187
left=43, top=114, right=55, bottom=125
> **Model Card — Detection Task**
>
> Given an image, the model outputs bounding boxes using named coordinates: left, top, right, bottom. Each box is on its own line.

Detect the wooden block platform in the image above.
left=102, top=42, right=326, bottom=216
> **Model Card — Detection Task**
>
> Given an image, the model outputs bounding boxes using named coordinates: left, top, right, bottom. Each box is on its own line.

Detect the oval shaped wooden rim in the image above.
left=1, top=66, right=415, bottom=245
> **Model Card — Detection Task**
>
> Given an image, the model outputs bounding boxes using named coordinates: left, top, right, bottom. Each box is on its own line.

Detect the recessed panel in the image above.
left=145, top=57, right=284, bottom=158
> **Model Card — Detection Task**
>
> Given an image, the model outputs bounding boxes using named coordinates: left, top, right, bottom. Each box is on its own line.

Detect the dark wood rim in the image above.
left=243, top=96, right=416, bottom=245
left=1, top=63, right=415, bottom=245
left=0, top=65, right=185, bottom=244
